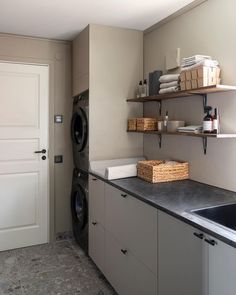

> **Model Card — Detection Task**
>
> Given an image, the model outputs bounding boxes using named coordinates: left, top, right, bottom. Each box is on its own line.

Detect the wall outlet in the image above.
left=54, top=155, right=63, bottom=163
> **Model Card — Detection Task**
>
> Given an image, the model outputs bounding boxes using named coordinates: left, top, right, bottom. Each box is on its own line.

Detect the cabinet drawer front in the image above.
left=89, top=175, right=105, bottom=226
left=105, top=231, right=157, bottom=295
left=89, top=222, right=105, bottom=273
left=105, top=184, right=157, bottom=274
left=126, top=195, right=157, bottom=275
left=104, top=231, right=129, bottom=295
left=105, top=184, right=128, bottom=243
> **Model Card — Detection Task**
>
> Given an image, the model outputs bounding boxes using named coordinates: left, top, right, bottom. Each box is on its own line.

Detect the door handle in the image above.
left=34, top=149, right=46, bottom=154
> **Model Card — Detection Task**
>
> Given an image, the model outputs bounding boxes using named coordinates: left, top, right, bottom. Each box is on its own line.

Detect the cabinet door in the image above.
left=105, top=184, right=128, bottom=242
left=104, top=231, right=129, bottom=295
left=105, top=183, right=157, bottom=274
left=105, top=231, right=156, bottom=295
left=72, top=26, right=89, bottom=96
left=89, top=175, right=105, bottom=226
left=158, top=211, right=204, bottom=295
left=126, top=194, right=157, bottom=275
left=208, top=236, right=236, bottom=295
left=89, top=222, right=105, bottom=273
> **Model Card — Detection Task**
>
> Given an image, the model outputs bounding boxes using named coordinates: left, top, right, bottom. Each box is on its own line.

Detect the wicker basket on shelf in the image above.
left=136, top=118, right=157, bottom=131
left=137, top=160, right=189, bottom=183
left=127, top=118, right=137, bottom=131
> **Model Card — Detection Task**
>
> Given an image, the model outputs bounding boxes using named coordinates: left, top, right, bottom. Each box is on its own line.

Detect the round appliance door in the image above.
left=71, top=185, right=88, bottom=234
left=71, top=107, right=88, bottom=152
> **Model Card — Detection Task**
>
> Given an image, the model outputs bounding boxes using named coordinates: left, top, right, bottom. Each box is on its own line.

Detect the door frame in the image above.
left=0, top=59, right=51, bottom=243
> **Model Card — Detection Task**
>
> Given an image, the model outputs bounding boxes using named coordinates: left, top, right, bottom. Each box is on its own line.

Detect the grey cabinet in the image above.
left=72, top=26, right=89, bottom=96
left=158, top=211, right=204, bottom=295
left=105, top=183, right=157, bottom=275
left=88, top=175, right=105, bottom=272
left=158, top=210, right=236, bottom=295
left=105, top=230, right=156, bottom=295
left=208, top=235, right=236, bottom=295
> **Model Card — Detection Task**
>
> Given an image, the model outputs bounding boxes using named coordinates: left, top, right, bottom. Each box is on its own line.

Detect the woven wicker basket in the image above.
left=137, top=160, right=189, bottom=183
left=136, top=118, right=157, bottom=131
left=127, top=118, right=137, bottom=131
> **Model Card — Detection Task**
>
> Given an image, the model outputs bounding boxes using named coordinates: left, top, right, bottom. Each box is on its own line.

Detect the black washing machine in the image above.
left=71, top=168, right=88, bottom=253
left=71, top=90, right=89, bottom=172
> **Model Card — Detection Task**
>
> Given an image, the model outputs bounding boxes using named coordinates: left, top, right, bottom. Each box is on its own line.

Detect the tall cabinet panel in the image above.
left=72, top=26, right=89, bottom=96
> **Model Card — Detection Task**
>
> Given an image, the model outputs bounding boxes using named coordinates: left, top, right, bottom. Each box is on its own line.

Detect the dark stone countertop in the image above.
left=90, top=172, right=236, bottom=248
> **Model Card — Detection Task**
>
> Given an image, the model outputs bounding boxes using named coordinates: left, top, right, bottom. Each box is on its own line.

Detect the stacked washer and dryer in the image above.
left=70, top=90, right=89, bottom=253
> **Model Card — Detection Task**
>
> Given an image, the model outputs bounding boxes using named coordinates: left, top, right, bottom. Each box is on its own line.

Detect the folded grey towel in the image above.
left=160, top=81, right=179, bottom=89
left=159, top=86, right=179, bottom=94
left=159, top=74, right=180, bottom=83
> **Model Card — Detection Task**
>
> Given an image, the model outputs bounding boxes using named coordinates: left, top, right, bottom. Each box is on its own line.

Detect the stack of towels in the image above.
left=181, top=55, right=219, bottom=71
left=159, top=74, right=180, bottom=94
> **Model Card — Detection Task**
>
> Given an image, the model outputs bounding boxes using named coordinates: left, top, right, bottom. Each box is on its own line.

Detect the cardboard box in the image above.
left=191, top=80, right=198, bottom=89
left=180, top=81, right=186, bottom=91
left=186, top=80, right=192, bottom=90
left=186, top=70, right=192, bottom=81
left=180, top=71, right=186, bottom=82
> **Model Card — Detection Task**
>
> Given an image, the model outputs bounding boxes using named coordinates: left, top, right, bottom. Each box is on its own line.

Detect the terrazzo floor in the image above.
left=0, top=239, right=116, bottom=295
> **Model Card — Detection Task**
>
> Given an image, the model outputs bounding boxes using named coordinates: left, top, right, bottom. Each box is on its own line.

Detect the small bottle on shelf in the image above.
left=203, top=106, right=213, bottom=134
left=212, top=107, right=220, bottom=134
left=141, top=80, right=147, bottom=97
left=143, top=79, right=149, bottom=96
left=163, top=111, right=169, bottom=132
left=138, top=81, right=143, bottom=98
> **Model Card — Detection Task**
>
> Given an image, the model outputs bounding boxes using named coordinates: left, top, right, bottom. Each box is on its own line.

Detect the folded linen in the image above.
left=159, top=74, right=180, bottom=83
left=160, top=81, right=179, bottom=89
left=181, top=55, right=211, bottom=67
left=159, top=86, right=179, bottom=94
left=181, top=59, right=219, bottom=71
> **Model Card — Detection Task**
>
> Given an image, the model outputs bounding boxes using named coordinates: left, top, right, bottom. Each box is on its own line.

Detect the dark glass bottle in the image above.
left=203, top=106, right=213, bottom=134
left=212, top=108, right=219, bottom=134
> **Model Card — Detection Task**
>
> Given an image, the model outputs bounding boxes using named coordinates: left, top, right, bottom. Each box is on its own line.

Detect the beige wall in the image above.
left=144, top=0, right=236, bottom=191
left=0, top=33, right=73, bottom=237
left=89, top=24, right=144, bottom=161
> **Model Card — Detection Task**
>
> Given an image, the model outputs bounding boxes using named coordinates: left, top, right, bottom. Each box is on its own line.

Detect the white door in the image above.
left=0, top=62, right=49, bottom=251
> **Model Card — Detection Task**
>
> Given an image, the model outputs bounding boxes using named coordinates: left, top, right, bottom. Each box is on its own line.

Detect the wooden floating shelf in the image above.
left=127, top=130, right=236, bottom=139
left=127, top=85, right=236, bottom=103
left=127, top=130, right=236, bottom=154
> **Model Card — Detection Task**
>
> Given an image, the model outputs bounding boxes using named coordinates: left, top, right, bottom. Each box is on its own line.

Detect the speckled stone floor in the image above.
left=0, top=239, right=116, bottom=295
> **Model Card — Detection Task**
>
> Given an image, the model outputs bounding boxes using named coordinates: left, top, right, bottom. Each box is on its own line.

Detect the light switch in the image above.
left=54, top=115, right=63, bottom=123
left=54, top=155, right=63, bottom=163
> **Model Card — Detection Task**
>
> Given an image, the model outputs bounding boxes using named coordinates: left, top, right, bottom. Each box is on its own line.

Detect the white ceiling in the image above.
left=0, top=0, right=196, bottom=41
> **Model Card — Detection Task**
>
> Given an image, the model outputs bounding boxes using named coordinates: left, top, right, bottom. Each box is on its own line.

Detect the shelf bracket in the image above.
left=202, top=94, right=208, bottom=110
left=203, top=137, right=208, bottom=155
left=158, top=100, right=162, bottom=116
left=158, top=134, right=162, bottom=149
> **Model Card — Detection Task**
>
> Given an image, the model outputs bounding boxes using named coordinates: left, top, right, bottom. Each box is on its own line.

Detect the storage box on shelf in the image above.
left=127, top=118, right=137, bottom=131
left=180, top=66, right=221, bottom=91
left=136, top=118, right=157, bottom=131
left=137, top=160, right=189, bottom=183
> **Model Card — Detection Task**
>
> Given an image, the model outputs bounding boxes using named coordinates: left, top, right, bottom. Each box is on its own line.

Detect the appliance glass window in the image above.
left=71, top=107, right=88, bottom=152
left=72, top=185, right=87, bottom=231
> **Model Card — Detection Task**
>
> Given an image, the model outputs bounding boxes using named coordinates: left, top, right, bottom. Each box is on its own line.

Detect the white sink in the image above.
left=89, top=157, right=145, bottom=180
